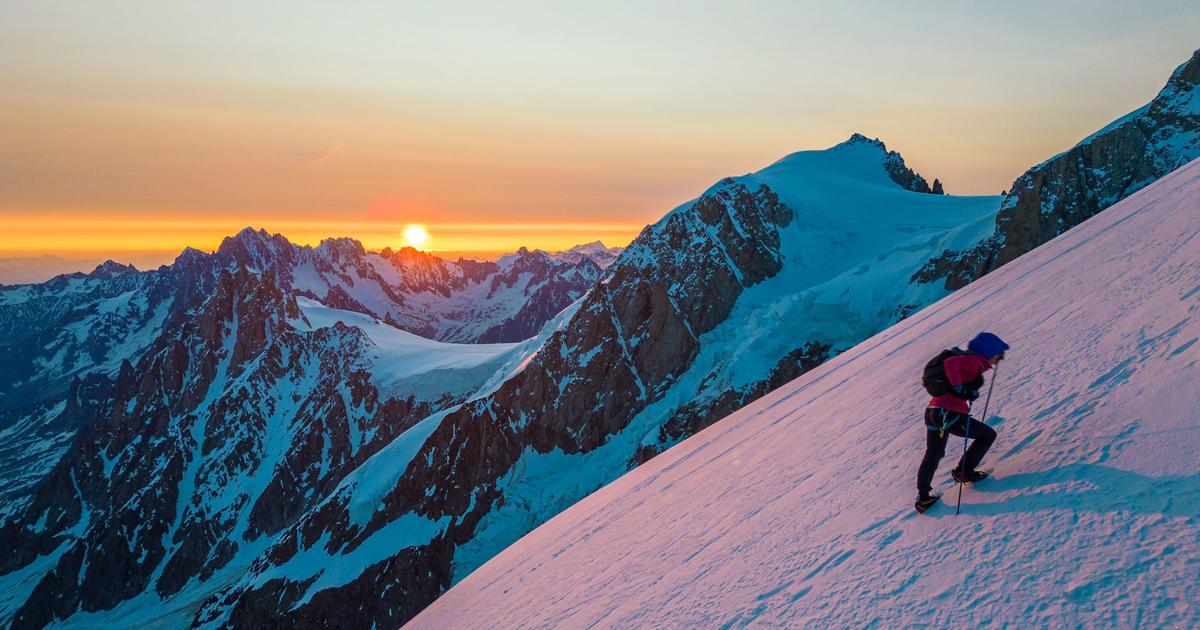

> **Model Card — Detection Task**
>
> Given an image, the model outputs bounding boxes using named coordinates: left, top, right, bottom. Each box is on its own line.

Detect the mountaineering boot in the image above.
left=914, top=494, right=941, bottom=514
left=952, top=468, right=989, bottom=483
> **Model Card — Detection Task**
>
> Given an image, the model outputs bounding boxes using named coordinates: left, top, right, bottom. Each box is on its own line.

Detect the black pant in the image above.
left=917, top=408, right=996, bottom=498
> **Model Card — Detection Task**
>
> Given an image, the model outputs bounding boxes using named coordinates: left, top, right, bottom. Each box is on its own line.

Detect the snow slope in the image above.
left=294, top=296, right=522, bottom=400
left=411, top=158, right=1200, bottom=628
left=444, top=137, right=1001, bottom=581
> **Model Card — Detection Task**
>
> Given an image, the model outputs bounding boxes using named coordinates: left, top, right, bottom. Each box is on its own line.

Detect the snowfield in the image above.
left=295, top=296, right=522, bottom=398
left=410, top=159, right=1200, bottom=628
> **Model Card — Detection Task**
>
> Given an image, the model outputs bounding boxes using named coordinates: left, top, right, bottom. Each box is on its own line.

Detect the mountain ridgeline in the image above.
left=195, top=135, right=999, bottom=627
left=0, top=238, right=610, bottom=627
left=0, top=48, right=1198, bottom=629
left=412, top=143, right=1200, bottom=630
left=916, top=48, right=1200, bottom=289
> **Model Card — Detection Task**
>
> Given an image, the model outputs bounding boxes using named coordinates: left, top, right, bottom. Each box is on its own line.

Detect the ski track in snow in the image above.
left=410, top=159, right=1200, bottom=628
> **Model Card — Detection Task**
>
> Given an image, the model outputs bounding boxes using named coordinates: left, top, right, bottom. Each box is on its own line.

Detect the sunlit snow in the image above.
left=412, top=159, right=1200, bottom=628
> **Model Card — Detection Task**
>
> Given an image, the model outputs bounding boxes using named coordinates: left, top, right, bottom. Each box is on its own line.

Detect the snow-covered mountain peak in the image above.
left=494, top=245, right=549, bottom=267
left=412, top=156, right=1200, bottom=630
left=315, top=236, right=367, bottom=261
left=376, top=245, right=442, bottom=268
left=566, top=240, right=609, bottom=253
left=216, top=226, right=294, bottom=270
left=551, top=241, right=624, bottom=269
left=840, top=131, right=888, bottom=149
left=87, top=260, right=138, bottom=279
left=760, top=134, right=940, bottom=194
left=172, top=246, right=210, bottom=266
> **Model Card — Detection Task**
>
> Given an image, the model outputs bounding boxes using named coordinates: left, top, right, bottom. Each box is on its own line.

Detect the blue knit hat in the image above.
left=968, top=332, right=1009, bottom=359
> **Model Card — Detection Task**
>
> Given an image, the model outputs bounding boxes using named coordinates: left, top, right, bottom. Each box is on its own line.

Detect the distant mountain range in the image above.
left=1, top=47, right=1197, bottom=630
left=0, top=238, right=615, bottom=521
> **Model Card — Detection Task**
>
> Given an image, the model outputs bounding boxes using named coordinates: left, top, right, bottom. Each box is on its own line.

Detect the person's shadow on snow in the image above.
left=965, top=464, right=1200, bottom=519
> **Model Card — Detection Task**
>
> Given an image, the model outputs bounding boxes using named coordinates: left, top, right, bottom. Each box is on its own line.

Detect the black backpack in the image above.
left=921, top=348, right=973, bottom=396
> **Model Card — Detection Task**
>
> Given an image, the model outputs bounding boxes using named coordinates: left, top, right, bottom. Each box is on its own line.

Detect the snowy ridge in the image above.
left=6, top=57, right=1199, bottom=624
left=293, top=296, right=522, bottom=401
left=0, top=253, right=587, bottom=628
left=412, top=158, right=1200, bottom=629
left=223, top=229, right=606, bottom=344
left=0, top=235, right=600, bottom=521
left=448, top=136, right=1001, bottom=580
left=441, top=139, right=1001, bottom=578
left=184, top=134, right=1007, bottom=627
left=917, top=47, right=1200, bottom=290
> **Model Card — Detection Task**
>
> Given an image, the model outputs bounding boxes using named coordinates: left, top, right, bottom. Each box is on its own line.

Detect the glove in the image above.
left=954, top=385, right=981, bottom=401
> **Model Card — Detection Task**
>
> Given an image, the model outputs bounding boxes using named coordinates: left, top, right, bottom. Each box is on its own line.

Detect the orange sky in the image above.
left=2, top=2, right=1198, bottom=276
left=0, top=212, right=644, bottom=261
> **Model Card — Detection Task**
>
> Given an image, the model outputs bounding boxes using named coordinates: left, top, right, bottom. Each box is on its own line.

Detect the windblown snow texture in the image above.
left=412, top=157, right=1200, bottom=629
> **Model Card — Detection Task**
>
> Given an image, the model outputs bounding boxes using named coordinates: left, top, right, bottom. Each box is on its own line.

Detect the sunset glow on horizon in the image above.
left=3, top=2, right=1198, bottom=281
left=402, top=225, right=431, bottom=249
left=0, top=211, right=644, bottom=261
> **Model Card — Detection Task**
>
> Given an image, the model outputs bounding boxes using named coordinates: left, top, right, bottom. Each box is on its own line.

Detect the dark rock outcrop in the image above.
left=197, top=177, right=797, bottom=628
left=842, top=133, right=941, bottom=193
left=1, top=266, right=442, bottom=629
left=915, top=48, right=1200, bottom=289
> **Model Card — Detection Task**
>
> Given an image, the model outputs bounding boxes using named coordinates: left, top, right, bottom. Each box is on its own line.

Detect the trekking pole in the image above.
left=956, top=363, right=999, bottom=515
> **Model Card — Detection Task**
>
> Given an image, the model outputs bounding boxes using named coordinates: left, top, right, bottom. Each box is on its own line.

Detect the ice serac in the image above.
left=412, top=158, right=1200, bottom=630
left=196, top=136, right=1000, bottom=627
left=917, top=47, right=1200, bottom=289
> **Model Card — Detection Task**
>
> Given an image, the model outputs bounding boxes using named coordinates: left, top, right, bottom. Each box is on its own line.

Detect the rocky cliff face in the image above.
left=11, top=48, right=1200, bottom=623
left=856, top=133, right=942, bottom=194
left=0, top=266, right=437, bottom=629
left=190, top=135, right=994, bottom=628
left=0, top=235, right=605, bottom=626
left=0, top=254, right=221, bottom=518
left=1, top=259, right=516, bottom=627
left=222, top=228, right=606, bottom=344
left=0, top=234, right=600, bottom=506
left=915, top=48, right=1200, bottom=289
left=194, top=177, right=797, bottom=628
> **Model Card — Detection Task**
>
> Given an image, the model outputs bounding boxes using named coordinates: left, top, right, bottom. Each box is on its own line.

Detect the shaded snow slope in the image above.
left=294, top=296, right=521, bottom=400
left=411, top=158, right=1200, bottom=628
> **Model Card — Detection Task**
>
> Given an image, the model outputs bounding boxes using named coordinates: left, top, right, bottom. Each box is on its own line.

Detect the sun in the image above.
left=403, top=224, right=430, bottom=248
